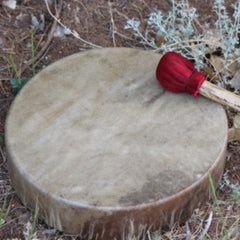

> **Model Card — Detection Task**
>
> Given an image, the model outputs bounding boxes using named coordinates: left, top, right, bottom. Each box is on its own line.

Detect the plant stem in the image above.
left=9, top=53, right=21, bottom=85
left=31, top=29, right=36, bottom=74
left=28, top=205, right=39, bottom=240
left=208, top=172, right=228, bottom=238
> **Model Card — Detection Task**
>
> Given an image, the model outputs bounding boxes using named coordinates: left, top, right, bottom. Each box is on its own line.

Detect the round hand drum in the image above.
left=5, top=48, right=228, bottom=239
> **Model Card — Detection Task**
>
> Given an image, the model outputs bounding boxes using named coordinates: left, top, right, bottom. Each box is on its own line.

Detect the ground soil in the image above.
left=0, top=0, right=239, bottom=239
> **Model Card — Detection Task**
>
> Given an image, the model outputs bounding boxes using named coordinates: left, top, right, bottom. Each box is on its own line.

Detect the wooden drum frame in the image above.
left=5, top=48, right=228, bottom=239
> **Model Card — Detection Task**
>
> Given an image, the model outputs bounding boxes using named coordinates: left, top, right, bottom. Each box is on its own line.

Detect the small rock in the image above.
left=31, top=14, right=45, bottom=31
left=54, top=25, right=71, bottom=38
left=2, top=0, right=17, bottom=9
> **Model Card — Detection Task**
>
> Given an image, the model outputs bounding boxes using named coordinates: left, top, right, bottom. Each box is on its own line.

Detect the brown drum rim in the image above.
left=5, top=48, right=229, bottom=238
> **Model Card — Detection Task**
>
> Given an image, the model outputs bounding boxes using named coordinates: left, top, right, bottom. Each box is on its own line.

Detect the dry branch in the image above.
left=44, top=0, right=101, bottom=49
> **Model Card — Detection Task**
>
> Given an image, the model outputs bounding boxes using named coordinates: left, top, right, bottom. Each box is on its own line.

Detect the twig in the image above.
left=78, top=1, right=89, bottom=17
left=0, top=146, right=6, bottom=162
left=185, top=221, right=191, bottom=240
left=0, top=97, right=14, bottom=102
left=147, top=230, right=152, bottom=240
left=197, top=211, right=213, bottom=240
left=0, top=66, right=9, bottom=72
left=118, top=0, right=127, bottom=8
left=0, top=191, right=16, bottom=199
left=154, top=38, right=223, bottom=53
left=44, top=0, right=101, bottom=49
left=113, top=8, right=130, bottom=20
left=216, top=56, right=240, bottom=77
left=193, top=17, right=205, bottom=34
left=19, top=0, right=63, bottom=76
left=0, top=146, right=8, bottom=171
left=114, top=31, right=136, bottom=41
left=108, top=1, right=116, bottom=47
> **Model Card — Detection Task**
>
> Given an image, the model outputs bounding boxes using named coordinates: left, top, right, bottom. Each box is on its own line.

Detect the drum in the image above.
left=5, top=48, right=228, bottom=239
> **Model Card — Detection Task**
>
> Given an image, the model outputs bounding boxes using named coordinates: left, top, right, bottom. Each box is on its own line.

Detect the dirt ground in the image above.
left=0, top=0, right=240, bottom=239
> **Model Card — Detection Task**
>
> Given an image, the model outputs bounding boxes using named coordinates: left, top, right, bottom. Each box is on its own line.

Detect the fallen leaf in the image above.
left=229, top=68, right=240, bottom=91
left=228, top=114, right=240, bottom=141
left=208, top=54, right=223, bottom=73
left=155, top=35, right=167, bottom=47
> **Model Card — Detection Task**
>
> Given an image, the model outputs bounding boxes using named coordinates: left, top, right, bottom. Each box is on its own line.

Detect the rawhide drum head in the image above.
left=5, top=48, right=228, bottom=239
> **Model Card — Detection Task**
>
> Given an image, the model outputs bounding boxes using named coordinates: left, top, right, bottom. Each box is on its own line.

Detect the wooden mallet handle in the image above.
left=200, top=81, right=240, bottom=112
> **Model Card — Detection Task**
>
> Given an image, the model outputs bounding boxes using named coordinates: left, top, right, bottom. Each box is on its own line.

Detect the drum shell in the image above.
left=5, top=48, right=228, bottom=239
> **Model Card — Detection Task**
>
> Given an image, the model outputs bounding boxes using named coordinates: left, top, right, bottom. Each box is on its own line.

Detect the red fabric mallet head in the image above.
left=156, top=52, right=206, bottom=97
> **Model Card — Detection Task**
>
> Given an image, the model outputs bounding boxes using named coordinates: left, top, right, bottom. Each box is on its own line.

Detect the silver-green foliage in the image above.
left=219, top=170, right=240, bottom=205
left=125, top=0, right=240, bottom=72
left=213, top=0, right=240, bottom=65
